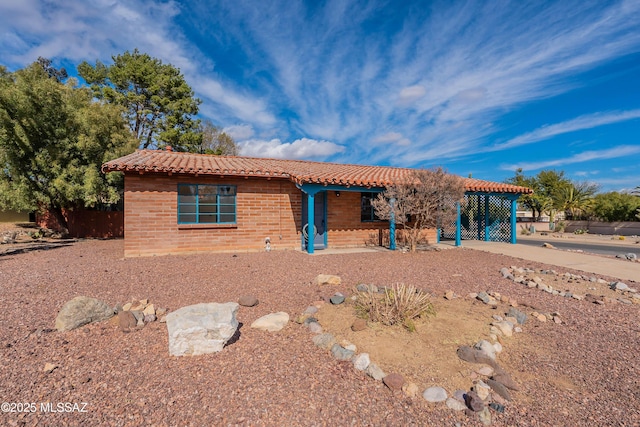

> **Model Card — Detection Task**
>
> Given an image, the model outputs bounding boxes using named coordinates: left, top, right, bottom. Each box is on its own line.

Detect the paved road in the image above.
left=517, top=236, right=639, bottom=257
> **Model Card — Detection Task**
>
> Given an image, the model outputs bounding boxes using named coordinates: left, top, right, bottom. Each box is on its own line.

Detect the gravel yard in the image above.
left=1, top=239, right=639, bottom=426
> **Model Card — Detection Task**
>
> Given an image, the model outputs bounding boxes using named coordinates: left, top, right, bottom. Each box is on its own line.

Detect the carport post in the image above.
left=484, top=195, right=490, bottom=241
left=389, top=198, right=396, bottom=250
left=455, top=201, right=461, bottom=246
left=510, top=197, right=517, bottom=244
left=307, top=192, right=315, bottom=254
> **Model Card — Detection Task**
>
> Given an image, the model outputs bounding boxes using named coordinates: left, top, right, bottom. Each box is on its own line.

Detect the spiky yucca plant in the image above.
left=355, top=284, right=435, bottom=331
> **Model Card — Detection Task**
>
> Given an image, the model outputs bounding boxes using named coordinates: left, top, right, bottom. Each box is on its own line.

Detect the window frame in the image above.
left=177, top=184, right=237, bottom=225
left=360, top=191, right=386, bottom=222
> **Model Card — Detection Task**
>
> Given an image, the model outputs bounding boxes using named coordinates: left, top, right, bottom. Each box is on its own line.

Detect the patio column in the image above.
left=307, top=192, right=315, bottom=254
left=477, top=195, right=482, bottom=240
left=510, top=197, right=517, bottom=244
left=484, top=195, right=490, bottom=241
left=389, top=197, right=396, bottom=250
left=455, top=201, right=461, bottom=247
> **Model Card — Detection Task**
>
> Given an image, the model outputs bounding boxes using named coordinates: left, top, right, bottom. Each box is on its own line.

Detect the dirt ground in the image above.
left=317, top=295, right=506, bottom=392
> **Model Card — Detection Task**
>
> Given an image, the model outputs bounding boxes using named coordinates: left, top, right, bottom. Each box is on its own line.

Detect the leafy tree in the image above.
left=555, top=181, right=598, bottom=219
left=78, top=49, right=201, bottom=150
left=589, top=192, right=640, bottom=221
left=189, top=120, right=238, bottom=155
left=371, top=168, right=465, bottom=252
left=506, top=169, right=551, bottom=220
left=0, top=61, right=137, bottom=232
left=36, top=56, right=68, bottom=82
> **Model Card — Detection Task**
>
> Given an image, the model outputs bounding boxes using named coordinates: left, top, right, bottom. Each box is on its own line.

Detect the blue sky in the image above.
left=1, top=0, right=639, bottom=192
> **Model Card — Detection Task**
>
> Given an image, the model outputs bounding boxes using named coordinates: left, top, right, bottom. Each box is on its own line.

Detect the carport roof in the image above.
left=102, top=149, right=532, bottom=194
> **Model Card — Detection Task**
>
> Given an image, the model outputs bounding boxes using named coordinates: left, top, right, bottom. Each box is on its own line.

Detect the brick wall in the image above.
left=326, top=191, right=389, bottom=247
left=123, top=175, right=437, bottom=256
left=123, top=175, right=302, bottom=257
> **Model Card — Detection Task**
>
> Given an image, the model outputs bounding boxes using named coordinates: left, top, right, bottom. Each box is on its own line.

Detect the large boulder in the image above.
left=166, top=303, right=239, bottom=356
left=55, top=296, right=114, bottom=331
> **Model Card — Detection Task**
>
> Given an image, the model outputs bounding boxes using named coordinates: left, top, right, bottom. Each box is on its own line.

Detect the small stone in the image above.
left=478, top=407, right=492, bottom=425
left=312, top=333, right=336, bottom=350
left=330, top=295, right=345, bottom=305
left=383, top=373, right=405, bottom=391
left=553, top=316, right=562, bottom=324
left=356, top=284, right=369, bottom=292
left=330, top=344, right=354, bottom=361
left=468, top=292, right=478, bottom=299
left=493, top=342, right=503, bottom=353
left=143, top=314, right=156, bottom=323
left=352, top=353, right=370, bottom=371
left=444, top=290, right=455, bottom=300
left=446, top=397, right=467, bottom=411
left=507, top=307, right=527, bottom=324
left=156, top=307, right=167, bottom=317
left=474, top=340, right=497, bottom=361
left=351, top=318, right=367, bottom=332
left=492, top=321, right=513, bottom=337
left=453, top=389, right=466, bottom=402
left=476, top=366, right=494, bottom=376
left=343, top=343, right=357, bottom=352
left=315, top=274, right=341, bottom=286
left=476, top=292, right=490, bottom=304
left=43, top=363, right=57, bottom=373
left=251, top=312, right=289, bottom=332
left=489, top=402, right=505, bottom=413
left=474, top=381, right=491, bottom=401
left=238, top=296, right=259, bottom=307
left=118, top=311, right=137, bottom=330
left=402, top=382, right=420, bottom=398
left=143, top=303, right=155, bottom=316
left=486, top=379, right=512, bottom=401
left=122, top=302, right=132, bottom=311
left=542, top=242, right=555, bottom=249
left=610, top=282, right=629, bottom=291
left=491, top=370, right=520, bottom=391
left=422, top=386, right=448, bottom=403
left=303, top=306, right=319, bottom=315
left=536, top=314, right=547, bottom=322
left=366, top=363, right=385, bottom=381
left=307, top=322, right=323, bottom=334
left=465, top=390, right=485, bottom=411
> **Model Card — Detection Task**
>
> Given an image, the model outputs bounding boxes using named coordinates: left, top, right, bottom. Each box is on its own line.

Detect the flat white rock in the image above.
left=250, top=312, right=289, bottom=331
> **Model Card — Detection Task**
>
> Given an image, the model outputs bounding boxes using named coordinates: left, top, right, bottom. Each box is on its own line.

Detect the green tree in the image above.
left=78, top=49, right=201, bottom=150
left=0, top=61, right=137, bottom=232
left=555, top=181, right=598, bottom=220
left=589, top=192, right=640, bottom=221
left=190, top=120, right=238, bottom=155
left=371, top=168, right=466, bottom=252
left=506, top=169, right=574, bottom=220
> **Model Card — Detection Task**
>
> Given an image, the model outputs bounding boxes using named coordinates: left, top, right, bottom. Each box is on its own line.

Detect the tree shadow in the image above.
left=0, top=240, right=76, bottom=257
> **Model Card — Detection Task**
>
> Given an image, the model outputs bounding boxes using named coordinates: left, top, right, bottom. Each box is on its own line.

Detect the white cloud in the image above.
left=502, top=145, right=640, bottom=171
left=238, top=138, right=345, bottom=160
left=223, top=124, right=255, bottom=141
left=494, top=110, right=640, bottom=150
left=397, top=85, right=427, bottom=105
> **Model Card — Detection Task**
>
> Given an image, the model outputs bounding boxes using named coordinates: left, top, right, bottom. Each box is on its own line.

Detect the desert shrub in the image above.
left=354, top=284, right=435, bottom=331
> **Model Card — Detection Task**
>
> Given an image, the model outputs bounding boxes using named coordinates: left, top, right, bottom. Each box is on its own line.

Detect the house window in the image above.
left=361, top=192, right=384, bottom=222
left=177, top=184, right=236, bottom=224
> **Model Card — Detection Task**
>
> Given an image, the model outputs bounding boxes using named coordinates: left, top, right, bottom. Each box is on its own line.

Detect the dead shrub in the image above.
left=355, top=283, right=435, bottom=331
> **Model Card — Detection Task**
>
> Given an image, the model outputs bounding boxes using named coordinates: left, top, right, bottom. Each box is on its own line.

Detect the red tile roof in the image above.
left=102, top=149, right=533, bottom=194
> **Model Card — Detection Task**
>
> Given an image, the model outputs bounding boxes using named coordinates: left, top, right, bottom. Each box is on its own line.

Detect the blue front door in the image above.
left=302, top=192, right=326, bottom=250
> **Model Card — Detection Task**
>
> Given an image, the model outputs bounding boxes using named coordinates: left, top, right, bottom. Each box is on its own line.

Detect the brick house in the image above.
left=102, top=149, right=532, bottom=257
